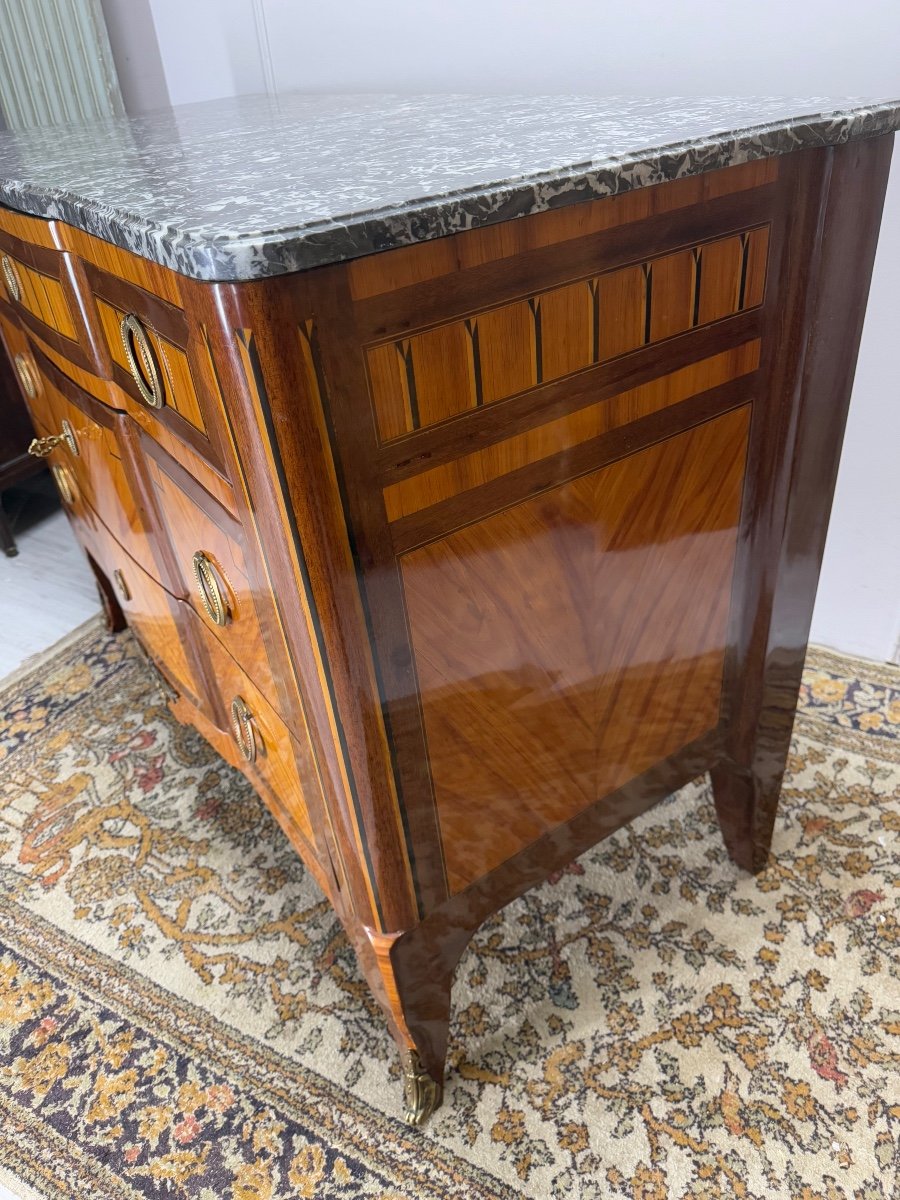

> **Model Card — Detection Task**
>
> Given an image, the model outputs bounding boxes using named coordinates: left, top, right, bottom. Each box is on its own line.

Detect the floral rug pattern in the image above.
left=0, top=623, right=898, bottom=1199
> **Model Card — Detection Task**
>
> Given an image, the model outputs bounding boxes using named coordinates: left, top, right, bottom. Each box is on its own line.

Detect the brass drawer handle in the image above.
left=120, top=312, right=164, bottom=409
left=113, top=568, right=131, bottom=602
left=28, top=418, right=79, bottom=459
left=2, top=254, right=21, bottom=303
left=192, top=551, right=230, bottom=627
left=51, top=463, right=77, bottom=506
left=230, top=695, right=257, bottom=763
left=13, top=352, right=38, bottom=400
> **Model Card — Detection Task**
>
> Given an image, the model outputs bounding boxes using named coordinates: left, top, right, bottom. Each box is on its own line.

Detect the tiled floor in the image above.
left=0, top=477, right=99, bottom=681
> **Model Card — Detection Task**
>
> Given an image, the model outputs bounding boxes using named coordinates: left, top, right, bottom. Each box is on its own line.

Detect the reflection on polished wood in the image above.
left=401, top=406, right=751, bottom=891
left=85, top=516, right=204, bottom=708
left=143, top=440, right=280, bottom=704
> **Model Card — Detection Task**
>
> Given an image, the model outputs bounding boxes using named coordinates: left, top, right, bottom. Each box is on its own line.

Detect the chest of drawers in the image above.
left=0, top=94, right=896, bottom=1124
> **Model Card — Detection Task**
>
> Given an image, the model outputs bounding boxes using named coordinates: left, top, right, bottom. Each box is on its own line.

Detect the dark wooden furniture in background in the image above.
left=0, top=133, right=893, bottom=1123
left=0, top=337, right=46, bottom=554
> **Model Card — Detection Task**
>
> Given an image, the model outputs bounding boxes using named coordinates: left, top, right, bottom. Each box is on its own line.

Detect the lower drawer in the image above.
left=168, top=676, right=336, bottom=904
left=187, top=608, right=317, bottom=859
left=82, top=516, right=212, bottom=719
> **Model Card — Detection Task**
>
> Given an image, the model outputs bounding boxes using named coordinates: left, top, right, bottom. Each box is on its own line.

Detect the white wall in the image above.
left=99, top=0, right=168, bottom=114
left=112, top=0, right=900, bottom=661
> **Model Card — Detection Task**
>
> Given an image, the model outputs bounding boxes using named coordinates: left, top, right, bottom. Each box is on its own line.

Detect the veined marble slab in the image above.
left=0, top=94, right=897, bottom=282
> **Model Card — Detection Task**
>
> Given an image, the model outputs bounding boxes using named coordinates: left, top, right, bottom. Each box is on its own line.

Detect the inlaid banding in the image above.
left=366, top=226, right=770, bottom=444
left=382, top=340, right=761, bottom=522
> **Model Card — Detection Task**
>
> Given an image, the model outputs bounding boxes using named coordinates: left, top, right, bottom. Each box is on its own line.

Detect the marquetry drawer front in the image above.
left=399, top=405, right=752, bottom=894
left=29, top=352, right=160, bottom=581
left=0, top=232, right=99, bottom=374
left=0, top=205, right=57, bottom=248
left=191, top=612, right=316, bottom=854
left=140, top=437, right=279, bottom=701
left=83, top=263, right=223, bottom=469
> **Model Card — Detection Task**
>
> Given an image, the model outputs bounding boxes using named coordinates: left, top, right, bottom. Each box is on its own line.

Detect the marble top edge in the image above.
left=0, top=94, right=897, bottom=283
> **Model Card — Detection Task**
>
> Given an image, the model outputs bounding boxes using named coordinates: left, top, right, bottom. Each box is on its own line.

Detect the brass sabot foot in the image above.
left=401, top=1048, right=442, bottom=1125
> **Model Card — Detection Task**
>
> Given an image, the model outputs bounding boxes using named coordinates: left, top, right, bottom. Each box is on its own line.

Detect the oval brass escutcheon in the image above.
left=192, top=550, right=230, bottom=627
left=51, top=463, right=77, bottom=506
left=14, top=352, right=37, bottom=400
left=27, top=418, right=79, bottom=459
left=2, top=254, right=21, bottom=303
left=120, top=312, right=165, bottom=409
left=230, top=695, right=257, bottom=763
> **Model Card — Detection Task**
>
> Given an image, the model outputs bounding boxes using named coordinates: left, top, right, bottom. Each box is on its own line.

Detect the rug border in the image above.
left=0, top=615, right=104, bottom=696
left=0, top=898, right=520, bottom=1200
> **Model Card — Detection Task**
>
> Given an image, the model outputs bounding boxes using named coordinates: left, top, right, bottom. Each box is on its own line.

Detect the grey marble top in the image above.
left=0, top=94, right=897, bottom=283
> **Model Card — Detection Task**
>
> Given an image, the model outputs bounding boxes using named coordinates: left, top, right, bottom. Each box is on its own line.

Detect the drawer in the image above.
left=83, top=518, right=213, bottom=719
left=26, top=346, right=162, bottom=583
left=0, top=311, right=48, bottom=422
left=0, top=229, right=102, bottom=375
left=139, top=434, right=280, bottom=702
left=83, top=263, right=223, bottom=470
left=189, top=609, right=317, bottom=857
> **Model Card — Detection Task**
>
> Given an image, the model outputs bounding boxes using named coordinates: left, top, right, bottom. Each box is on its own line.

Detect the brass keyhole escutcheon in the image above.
left=230, top=696, right=257, bottom=763
left=113, top=569, right=131, bottom=602
left=27, top=418, right=79, bottom=459
left=120, top=312, right=165, bottom=409
left=192, top=551, right=230, bottom=627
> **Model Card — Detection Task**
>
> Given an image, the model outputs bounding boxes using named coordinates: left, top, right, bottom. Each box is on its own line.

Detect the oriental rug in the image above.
left=0, top=621, right=897, bottom=1199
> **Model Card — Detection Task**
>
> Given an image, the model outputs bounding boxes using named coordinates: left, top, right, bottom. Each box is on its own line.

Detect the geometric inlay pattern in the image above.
left=368, top=226, right=769, bottom=441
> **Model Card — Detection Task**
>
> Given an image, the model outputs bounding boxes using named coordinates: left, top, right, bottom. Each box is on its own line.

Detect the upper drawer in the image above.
left=83, top=262, right=224, bottom=473
left=0, top=232, right=103, bottom=375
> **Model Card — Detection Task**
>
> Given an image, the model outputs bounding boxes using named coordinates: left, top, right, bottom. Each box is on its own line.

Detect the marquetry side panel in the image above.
left=366, top=226, right=770, bottom=441
left=399, top=406, right=752, bottom=892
